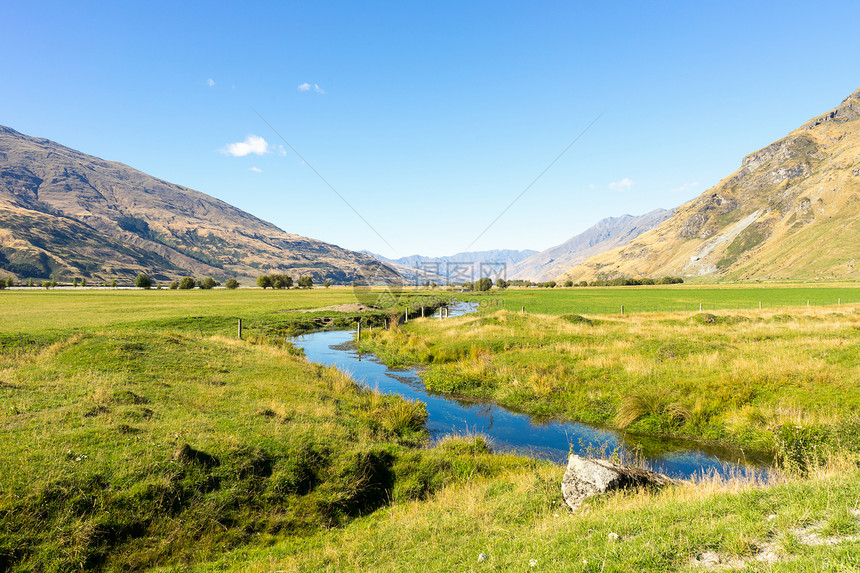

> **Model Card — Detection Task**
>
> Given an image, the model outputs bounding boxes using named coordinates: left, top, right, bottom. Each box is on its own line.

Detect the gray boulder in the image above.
left=561, top=454, right=682, bottom=510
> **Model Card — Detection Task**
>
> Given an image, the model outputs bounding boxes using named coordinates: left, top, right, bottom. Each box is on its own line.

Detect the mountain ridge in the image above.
left=508, top=209, right=674, bottom=281
left=560, top=87, right=860, bottom=282
left=0, top=125, right=399, bottom=283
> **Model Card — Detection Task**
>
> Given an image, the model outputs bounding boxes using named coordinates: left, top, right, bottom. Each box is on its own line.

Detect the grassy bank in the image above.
left=0, top=326, right=533, bottom=570
left=203, top=459, right=860, bottom=572
left=360, top=305, right=860, bottom=455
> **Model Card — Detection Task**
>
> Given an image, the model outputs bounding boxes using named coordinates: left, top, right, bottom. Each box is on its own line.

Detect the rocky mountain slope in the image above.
left=560, top=87, right=860, bottom=282
left=508, top=209, right=673, bottom=281
left=0, top=125, right=399, bottom=284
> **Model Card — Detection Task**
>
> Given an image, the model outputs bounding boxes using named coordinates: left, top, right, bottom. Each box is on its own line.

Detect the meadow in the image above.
left=1, top=285, right=859, bottom=571
left=460, top=284, right=860, bottom=315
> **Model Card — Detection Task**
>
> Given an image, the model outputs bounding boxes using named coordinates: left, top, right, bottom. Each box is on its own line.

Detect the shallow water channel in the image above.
left=293, top=303, right=773, bottom=480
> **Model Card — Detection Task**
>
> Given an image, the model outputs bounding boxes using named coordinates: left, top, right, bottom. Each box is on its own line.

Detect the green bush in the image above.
left=225, top=278, right=239, bottom=289
left=134, top=274, right=153, bottom=289
left=178, top=277, right=196, bottom=290
left=198, top=277, right=217, bottom=290
left=169, top=281, right=179, bottom=290
left=257, top=275, right=272, bottom=289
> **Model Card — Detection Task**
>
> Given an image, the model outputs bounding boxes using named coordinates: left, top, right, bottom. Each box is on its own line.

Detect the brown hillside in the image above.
left=560, top=88, right=860, bottom=282
left=0, top=126, right=399, bottom=284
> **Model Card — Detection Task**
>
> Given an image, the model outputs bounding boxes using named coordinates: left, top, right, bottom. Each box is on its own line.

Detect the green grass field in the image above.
left=457, top=284, right=860, bottom=315
left=2, top=286, right=860, bottom=571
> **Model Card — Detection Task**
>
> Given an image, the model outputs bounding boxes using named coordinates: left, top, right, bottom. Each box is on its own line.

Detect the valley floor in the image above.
left=1, top=287, right=858, bottom=571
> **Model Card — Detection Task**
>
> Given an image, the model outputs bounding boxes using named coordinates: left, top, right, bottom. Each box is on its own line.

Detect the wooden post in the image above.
left=357, top=321, right=362, bottom=340
left=405, top=309, right=408, bottom=323
left=237, top=318, right=243, bottom=340
left=838, top=298, right=841, bottom=305
left=807, top=300, right=810, bottom=307
left=621, top=305, right=624, bottom=315
left=421, top=306, right=425, bottom=318
left=759, top=301, right=762, bottom=310
left=521, top=306, right=525, bottom=314
left=699, top=303, right=703, bottom=312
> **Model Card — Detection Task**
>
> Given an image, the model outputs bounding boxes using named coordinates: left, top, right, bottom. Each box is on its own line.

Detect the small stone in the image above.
left=553, top=514, right=560, bottom=517
left=767, top=514, right=777, bottom=521
left=478, top=553, right=487, bottom=563
left=608, top=532, right=620, bottom=541
left=529, top=559, right=538, bottom=567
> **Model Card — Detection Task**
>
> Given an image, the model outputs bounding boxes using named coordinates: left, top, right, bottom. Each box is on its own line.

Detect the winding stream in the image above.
left=294, top=303, right=773, bottom=480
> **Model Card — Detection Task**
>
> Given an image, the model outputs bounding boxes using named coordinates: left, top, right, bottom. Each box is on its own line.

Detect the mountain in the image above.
left=560, top=88, right=860, bottom=282
left=0, top=125, right=399, bottom=284
left=508, top=209, right=674, bottom=281
left=364, top=249, right=538, bottom=285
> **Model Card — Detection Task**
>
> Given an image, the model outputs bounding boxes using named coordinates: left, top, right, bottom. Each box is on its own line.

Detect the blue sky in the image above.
left=2, top=1, right=858, bottom=258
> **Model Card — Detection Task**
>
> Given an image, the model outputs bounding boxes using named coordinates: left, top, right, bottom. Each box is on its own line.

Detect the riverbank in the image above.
left=359, top=305, right=860, bottom=459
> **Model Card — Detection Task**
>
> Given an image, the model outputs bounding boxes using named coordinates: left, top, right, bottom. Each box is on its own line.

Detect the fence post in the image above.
left=621, top=305, right=624, bottom=315
left=405, top=309, right=408, bottom=323
left=699, top=303, right=703, bottom=312
left=357, top=321, right=362, bottom=340
left=521, top=306, right=525, bottom=314
left=237, top=319, right=242, bottom=340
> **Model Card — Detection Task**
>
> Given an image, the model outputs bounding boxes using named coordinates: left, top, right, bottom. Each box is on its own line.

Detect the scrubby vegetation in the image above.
left=361, top=305, right=860, bottom=454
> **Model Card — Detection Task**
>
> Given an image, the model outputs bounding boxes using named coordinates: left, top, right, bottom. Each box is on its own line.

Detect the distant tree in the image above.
left=80, top=277, right=86, bottom=287
left=42, top=280, right=51, bottom=289
left=298, top=276, right=313, bottom=289
left=169, top=281, right=179, bottom=290
left=563, top=280, right=573, bottom=287
left=27, top=278, right=34, bottom=287
left=110, top=279, right=117, bottom=288
left=225, top=278, right=239, bottom=290
left=323, top=280, right=331, bottom=288
left=4, top=277, right=11, bottom=288
left=72, top=277, right=79, bottom=287
left=271, top=275, right=293, bottom=289
left=475, top=277, right=493, bottom=292
left=0, top=280, right=5, bottom=290
left=257, top=275, right=272, bottom=289
left=424, top=280, right=430, bottom=287
left=178, top=277, right=196, bottom=290
left=199, top=277, right=217, bottom=290
left=50, top=278, right=58, bottom=288
left=430, top=282, right=437, bottom=288
left=134, top=274, right=153, bottom=289
left=495, top=278, right=508, bottom=289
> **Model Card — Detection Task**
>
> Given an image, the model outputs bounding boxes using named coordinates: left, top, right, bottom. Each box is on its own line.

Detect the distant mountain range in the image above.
left=364, top=249, right=537, bottom=285
left=507, top=209, right=674, bottom=282
left=0, top=125, right=398, bottom=284
left=560, top=87, right=860, bottom=282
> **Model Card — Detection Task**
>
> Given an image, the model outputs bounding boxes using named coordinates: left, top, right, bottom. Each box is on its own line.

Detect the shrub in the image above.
left=563, top=280, right=573, bottom=287
left=257, top=275, right=272, bottom=289
left=169, top=281, right=179, bottom=290
left=225, top=278, right=239, bottom=289
left=271, top=275, right=293, bottom=289
left=298, top=276, right=313, bottom=288
left=323, top=280, right=331, bottom=288
left=198, top=277, right=217, bottom=290
left=80, top=278, right=86, bottom=287
left=178, top=277, right=196, bottom=290
left=110, top=279, right=117, bottom=288
left=134, top=274, right=153, bottom=289
left=474, top=277, right=493, bottom=292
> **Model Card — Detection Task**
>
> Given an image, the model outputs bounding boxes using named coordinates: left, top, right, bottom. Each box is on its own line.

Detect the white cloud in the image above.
left=608, top=177, right=634, bottom=192
left=671, top=181, right=700, bottom=193
left=221, top=135, right=270, bottom=157
left=206, top=78, right=215, bottom=87
left=250, top=166, right=262, bottom=173
left=277, top=145, right=287, bottom=156
left=298, top=82, right=325, bottom=94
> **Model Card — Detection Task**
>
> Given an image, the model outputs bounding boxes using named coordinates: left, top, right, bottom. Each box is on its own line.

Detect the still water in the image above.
left=294, top=303, right=772, bottom=480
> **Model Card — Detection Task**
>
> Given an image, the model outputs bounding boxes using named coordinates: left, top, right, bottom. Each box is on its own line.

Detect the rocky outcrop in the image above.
left=561, top=454, right=682, bottom=511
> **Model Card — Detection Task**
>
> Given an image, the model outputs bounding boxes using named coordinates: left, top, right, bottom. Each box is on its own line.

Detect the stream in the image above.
left=293, top=303, right=773, bottom=480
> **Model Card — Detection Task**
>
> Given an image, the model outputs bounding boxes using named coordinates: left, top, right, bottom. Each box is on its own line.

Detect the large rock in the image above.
left=561, top=454, right=682, bottom=510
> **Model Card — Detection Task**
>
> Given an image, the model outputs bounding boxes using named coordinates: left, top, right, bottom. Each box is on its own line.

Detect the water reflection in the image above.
left=294, top=304, right=773, bottom=480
